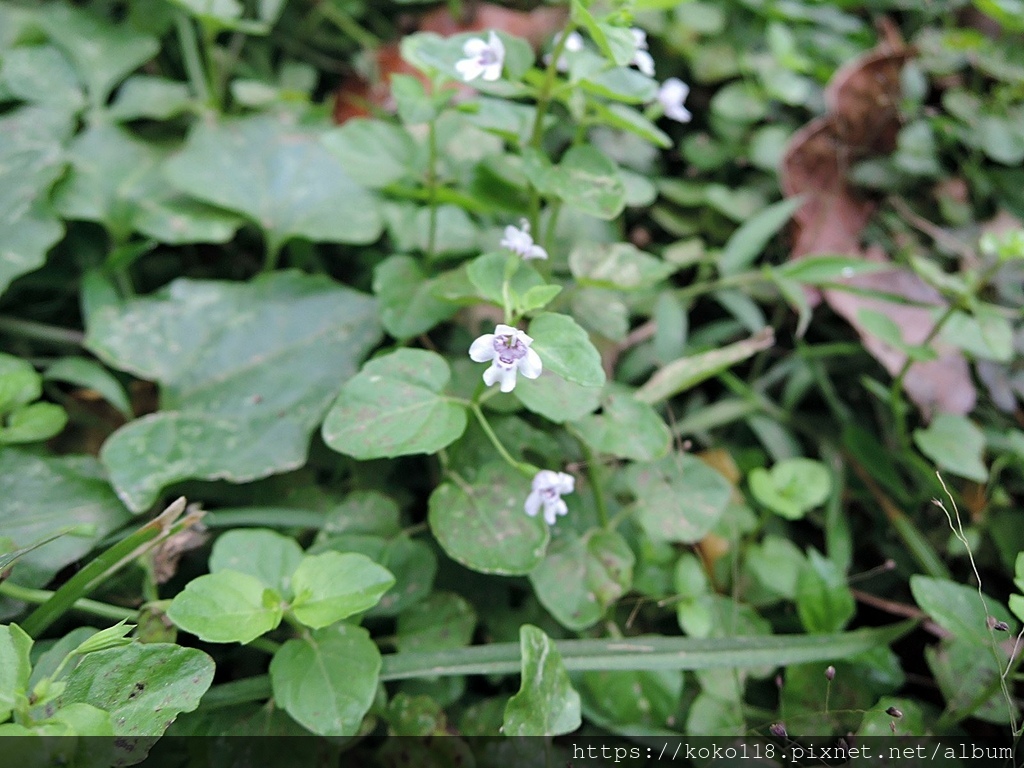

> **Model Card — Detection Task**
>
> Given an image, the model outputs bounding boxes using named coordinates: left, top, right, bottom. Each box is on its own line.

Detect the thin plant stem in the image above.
left=426, top=119, right=439, bottom=258
left=175, top=13, right=211, bottom=105
left=470, top=403, right=534, bottom=477
left=0, top=582, right=136, bottom=624
left=0, top=317, right=85, bottom=347
left=319, top=2, right=380, bottom=49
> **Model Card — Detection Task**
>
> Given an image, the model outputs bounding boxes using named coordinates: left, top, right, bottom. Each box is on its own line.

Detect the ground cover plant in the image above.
left=0, top=0, right=1023, bottom=763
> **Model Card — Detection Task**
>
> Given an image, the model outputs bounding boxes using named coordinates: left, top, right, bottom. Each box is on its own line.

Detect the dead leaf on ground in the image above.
left=781, top=27, right=976, bottom=419
left=333, top=3, right=566, bottom=123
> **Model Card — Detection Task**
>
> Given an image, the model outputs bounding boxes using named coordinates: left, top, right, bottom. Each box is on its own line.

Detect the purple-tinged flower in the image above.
left=456, top=31, right=505, bottom=82
left=469, top=324, right=542, bottom=392
left=525, top=470, right=575, bottom=525
left=500, top=220, right=547, bottom=260
left=657, top=78, right=692, bottom=123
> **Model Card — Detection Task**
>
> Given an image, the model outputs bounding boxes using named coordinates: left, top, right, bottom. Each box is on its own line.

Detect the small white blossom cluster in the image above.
left=630, top=28, right=655, bottom=77
left=657, top=77, right=692, bottom=123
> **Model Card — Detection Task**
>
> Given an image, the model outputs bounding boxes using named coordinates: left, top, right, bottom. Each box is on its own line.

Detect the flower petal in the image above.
left=482, top=363, right=502, bottom=388
left=498, top=366, right=518, bottom=392
left=518, top=348, right=542, bottom=380
left=463, top=38, right=489, bottom=56
left=469, top=333, right=496, bottom=361
left=494, top=324, right=518, bottom=337
left=455, top=58, right=485, bottom=82
left=524, top=489, right=542, bottom=517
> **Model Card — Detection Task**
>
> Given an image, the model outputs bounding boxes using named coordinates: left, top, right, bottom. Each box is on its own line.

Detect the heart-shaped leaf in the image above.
left=626, top=453, right=732, bottom=543
left=89, top=271, right=381, bottom=512
left=322, top=348, right=467, bottom=460
left=165, top=113, right=383, bottom=255
left=527, top=312, right=606, bottom=388
left=290, top=551, right=395, bottom=628
left=503, top=625, right=581, bottom=736
left=167, top=571, right=283, bottom=643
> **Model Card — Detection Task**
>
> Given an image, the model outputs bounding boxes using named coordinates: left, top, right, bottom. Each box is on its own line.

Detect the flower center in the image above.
left=478, top=48, right=498, bottom=66
left=494, top=334, right=527, bottom=366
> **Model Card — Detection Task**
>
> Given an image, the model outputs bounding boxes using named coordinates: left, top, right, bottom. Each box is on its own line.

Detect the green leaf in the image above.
left=270, top=624, right=381, bottom=737
left=291, top=552, right=395, bottom=628
left=911, top=575, right=1015, bottom=645
left=927, top=637, right=1009, bottom=725
left=428, top=463, right=549, bottom=575
left=582, top=669, right=682, bottom=730
left=56, top=642, right=214, bottom=736
left=378, top=621, right=915, bottom=679
left=322, top=119, right=419, bottom=189
left=529, top=529, right=634, bottom=631
left=70, top=620, right=134, bottom=656
left=570, top=1, right=634, bottom=66
left=569, top=242, right=677, bottom=290
left=913, top=414, right=988, bottom=482
left=108, top=75, right=193, bottom=121
left=89, top=271, right=381, bottom=512
left=635, top=329, right=775, bottom=404
left=549, top=146, right=626, bottom=220
left=571, top=391, right=671, bottom=461
left=514, top=370, right=602, bottom=423
left=34, top=3, right=159, bottom=104
left=0, top=402, right=67, bottom=444
left=626, top=453, right=732, bottom=543
left=209, top=528, right=303, bottom=595
left=592, top=102, right=672, bottom=148
left=747, top=535, right=805, bottom=600
left=164, top=113, right=382, bottom=254
left=0, top=624, right=32, bottom=722
left=0, top=45, right=83, bottom=110
left=322, top=348, right=467, bottom=460
left=44, top=357, right=134, bottom=420
left=773, top=255, right=887, bottom=284
left=581, top=68, right=658, bottom=103
left=167, top=571, right=283, bottom=643
left=0, top=106, right=68, bottom=298
left=940, top=307, right=1015, bottom=362
left=373, top=255, right=458, bottom=339
left=0, top=353, right=42, bottom=414
left=748, top=458, right=832, bottom=520
left=718, top=196, right=804, bottom=276
left=503, top=625, right=581, bottom=736
left=796, top=549, right=855, bottom=633
left=527, top=312, right=606, bottom=388
left=0, top=450, right=131, bottom=589
left=396, top=592, right=477, bottom=653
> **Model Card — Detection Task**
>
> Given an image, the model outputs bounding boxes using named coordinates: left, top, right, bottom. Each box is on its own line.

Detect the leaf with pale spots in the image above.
left=322, top=348, right=468, bottom=460
left=503, top=625, right=581, bottom=736
left=428, top=463, right=549, bottom=575
left=164, top=113, right=383, bottom=255
left=88, top=271, right=381, bottom=512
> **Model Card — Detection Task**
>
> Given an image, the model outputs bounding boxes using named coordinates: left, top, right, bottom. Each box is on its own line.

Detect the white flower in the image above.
left=544, top=30, right=585, bottom=72
left=657, top=78, right=692, bottom=123
left=455, top=31, right=505, bottom=82
left=469, top=324, right=542, bottom=392
left=525, top=470, right=575, bottom=525
left=630, top=28, right=655, bottom=77
left=500, top=219, right=547, bottom=260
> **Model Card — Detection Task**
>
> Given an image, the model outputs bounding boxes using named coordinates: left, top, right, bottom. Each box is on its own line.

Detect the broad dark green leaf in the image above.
left=0, top=624, right=32, bottom=722
left=530, top=529, right=634, bottom=631
left=626, top=453, right=732, bottom=543
left=373, top=255, right=459, bottom=339
left=44, top=357, right=134, bottom=420
left=270, top=624, right=381, bottom=737
left=0, top=450, right=132, bottom=589
left=514, top=370, right=602, bottom=423
left=503, top=625, right=581, bottom=736
left=0, top=106, right=68, bottom=298
left=571, top=391, right=671, bottom=461
left=89, top=271, right=381, bottom=512
left=33, top=3, right=159, bottom=104
left=322, top=348, right=467, bottom=460
left=796, top=549, right=855, bottom=633
left=322, top=119, right=420, bottom=188
left=396, top=592, right=476, bottom=653
left=913, top=414, right=987, bottom=482
left=527, top=312, right=606, bottom=388
left=164, top=113, right=383, bottom=254
left=911, top=575, right=1015, bottom=645
left=428, top=463, right=549, bottom=575
left=56, top=642, right=214, bottom=736
left=569, top=242, right=677, bottom=291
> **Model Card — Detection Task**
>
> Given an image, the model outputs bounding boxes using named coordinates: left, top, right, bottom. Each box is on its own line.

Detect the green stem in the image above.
left=20, top=498, right=201, bottom=638
left=471, top=403, right=535, bottom=477
left=0, top=582, right=136, bottom=623
left=319, top=2, right=380, bottom=49
left=248, top=636, right=283, bottom=655
left=570, top=428, right=609, bottom=528
left=174, top=13, right=211, bottom=106
left=201, top=676, right=273, bottom=710
left=0, top=317, right=85, bottom=347
left=200, top=25, right=222, bottom=110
